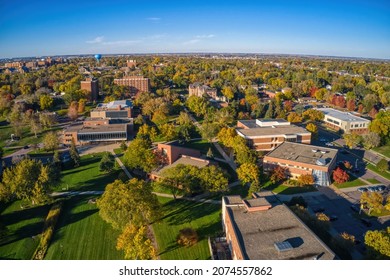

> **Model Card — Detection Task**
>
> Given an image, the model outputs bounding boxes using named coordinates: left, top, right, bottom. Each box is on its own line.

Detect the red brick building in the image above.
left=80, top=77, right=99, bottom=101
left=113, top=76, right=150, bottom=96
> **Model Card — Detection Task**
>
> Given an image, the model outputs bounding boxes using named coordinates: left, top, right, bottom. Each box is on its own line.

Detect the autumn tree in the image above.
left=270, top=166, right=287, bottom=183
left=69, top=138, right=80, bottom=167
left=332, top=167, right=349, bottom=184
left=287, top=112, right=303, bottom=123
left=364, top=227, right=390, bottom=259
left=222, top=86, right=234, bottom=101
left=186, top=95, right=209, bottom=117
left=360, top=192, right=383, bottom=215
left=217, top=127, right=237, bottom=148
left=377, top=159, right=389, bottom=172
left=123, top=138, right=157, bottom=173
left=237, top=162, right=260, bottom=185
left=39, top=94, right=53, bottom=110
left=97, top=179, right=160, bottom=229
left=198, top=165, right=228, bottom=193
left=199, top=122, right=220, bottom=142
left=0, top=159, right=50, bottom=204
left=303, top=109, right=324, bottom=122
left=343, top=133, right=362, bottom=148
left=370, top=111, right=390, bottom=142
left=306, top=123, right=318, bottom=139
left=116, top=224, right=157, bottom=260
left=43, top=131, right=59, bottom=151
left=67, top=101, right=78, bottom=120
left=362, top=132, right=381, bottom=149
left=78, top=98, right=86, bottom=113
left=346, top=100, right=355, bottom=111
left=297, top=174, right=315, bottom=186
left=160, top=123, right=178, bottom=141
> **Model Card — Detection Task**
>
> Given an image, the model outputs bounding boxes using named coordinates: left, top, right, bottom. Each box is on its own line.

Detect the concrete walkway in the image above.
left=212, top=140, right=237, bottom=170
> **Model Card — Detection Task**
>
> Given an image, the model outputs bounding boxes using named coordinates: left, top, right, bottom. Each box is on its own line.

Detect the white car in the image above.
left=325, top=142, right=334, bottom=147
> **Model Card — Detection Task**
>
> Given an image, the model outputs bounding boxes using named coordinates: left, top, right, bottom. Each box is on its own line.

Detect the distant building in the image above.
left=189, top=83, right=218, bottom=99
left=317, top=108, right=370, bottom=134
left=126, top=59, right=137, bottom=68
left=236, top=119, right=311, bottom=151
left=25, top=61, right=38, bottom=68
left=91, top=100, right=133, bottom=119
left=113, top=76, right=150, bottom=96
left=80, top=77, right=99, bottom=101
left=4, top=62, right=24, bottom=68
left=222, top=192, right=335, bottom=260
left=264, top=90, right=276, bottom=98
left=263, top=142, right=338, bottom=186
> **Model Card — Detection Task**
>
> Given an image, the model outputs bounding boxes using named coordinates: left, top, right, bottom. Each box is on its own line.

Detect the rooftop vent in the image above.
left=312, top=149, right=318, bottom=153
left=316, top=158, right=326, bottom=166
left=274, top=241, right=293, bottom=252
left=320, top=151, right=327, bottom=154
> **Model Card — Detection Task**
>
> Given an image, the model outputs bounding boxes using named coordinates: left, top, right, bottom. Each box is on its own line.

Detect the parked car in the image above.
left=350, top=204, right=360, bottom=213
left=360, top=218, right=372, bottom=227
left=325, top=142, right=334, bottom=147
left=23, top=145, right=29, bottom=149
left=376, top=185, right=386, bottom=192
left=367, top=186, right=377, bottom=192
left=357, top=187, right=368, bottom=193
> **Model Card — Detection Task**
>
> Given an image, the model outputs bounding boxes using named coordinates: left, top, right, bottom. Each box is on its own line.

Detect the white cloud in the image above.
left=195, top=34, right=215, bottom=39
left=102, top=40, right=142, bottom=46
left=146, top=17, right=161, bottom=21
left=183, top=39, right=201, bottom=45
left=86, top=36, right=104, bottom=44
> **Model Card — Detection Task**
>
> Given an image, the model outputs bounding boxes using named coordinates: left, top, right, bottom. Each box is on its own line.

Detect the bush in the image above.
left=177, top=228, right=198, bottom=247
left=377, top=159, right=389, bottom=172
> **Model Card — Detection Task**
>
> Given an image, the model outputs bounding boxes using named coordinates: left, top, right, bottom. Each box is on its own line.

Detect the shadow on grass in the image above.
left=0, top=204, right=49, bottom=227
left=0, top=221, right=44, bottom=247
left=158, top=242, right=180, bottom=257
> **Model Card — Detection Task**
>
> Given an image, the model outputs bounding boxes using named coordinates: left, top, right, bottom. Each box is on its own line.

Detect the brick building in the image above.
left=80, top=77, right=99, bottom=101
left=317, top=108, right=370, bottom=134
left=263, top=142, right=338, bottom=186
left=222, top=192, right=335, bottom=260
left=189, top=83, right=218, bottom=99
left=90, top=100, right=133, bottom=119
left=113, top=76, right=150, bottom=96
left=236, top=119, right=311, bottom=151
left=126, top=59, right=137, bottom=68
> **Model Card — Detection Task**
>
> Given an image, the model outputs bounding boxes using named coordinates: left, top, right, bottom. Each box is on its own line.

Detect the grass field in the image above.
left=53, top=153, right=120, bottom=192
left=372, top=146, right=390, bottom=158
left=334, top=176, right=366, bottom=189
left=0, top=201, right=50, bottom=260
left=367, top=163, right=390, bottom=180
left=45, top=196, right=123, bottom=260
left=367, top=178, right=381, bottom=184
left=153, top=197, right=222, bottom=260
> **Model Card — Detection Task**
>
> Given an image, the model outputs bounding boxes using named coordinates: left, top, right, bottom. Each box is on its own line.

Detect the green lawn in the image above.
left=367, top=178, right=381, bottom=184
left=45, top=196, right=123, bottom=260
left=53, top=153, right=120, bottom=192
left=334, top=176, right=366, bottom=189
left=153, top=197, right=222, bottom=260
left=268, top=184, right=317, bottom=194
left=179, top=139, right=223, bottom=159
left=373, top=146, right=390, bottom=158
left=0, top=201, right=50, bottom=260
left=367, top=163, right=390, bottom=180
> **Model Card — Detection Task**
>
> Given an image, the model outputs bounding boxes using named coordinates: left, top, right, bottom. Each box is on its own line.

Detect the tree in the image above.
left=78, top=98, right=86, bottom=113
left=69, top=138, right=80, bottom=167
left=116, top=224, right=157, bottom=260
left=120, top=141, right=127, bottom=151
left=270, top=166, right=287, bottom=183
left=99, top=152, right=115, bottom=173
left=315, top=88, right=327, bottom=101
left=297, top=174, right=315, bottom=186
left=43, top=131, right=59, bottom=151
left=177, top=228, right=198, bottom=247
left=198, top=165, right=228, bottom=192
left=370, top=111, right=390, bottom=142
left=29, top=113, right=42, bottom=138
left=364, top=227, right=390, bottom=259
left=306, top=123, right=318, bottom=139
left=368, top=107, right=378, bottom=119
left=287, top=112, right=303, bottom=123
left=0, top=159, right=50, bottom=204
left=222, top=86, right=234, bottom=100
left=199, top=122, right=220, bottom=142
left=332, top=167, right=349, bottom=184
left=362, top=132, right=381, bottom=149
left=39, top=95, right=53, bottom=110
left=186, top=95, right=208, bottom=117
left=343, top=133, right=362, bottom=148
left=123, top=138, right=157, bottom=173
left=346, top=99, right=355, bottom=111
left=151, top=109, right=169, bottom=126
left=303, top=109, right=324, bottom=122
left=39, top=112, right=57, bottom=129
left=344, top=161, right=352, bottom=170
left=377, top=159, right=389, bottom=172
left=206, top=147, right=214, bottom=158
left=237, top=162, right=260, bottom=185
left=217, top=127, right=237, bottom=148
left=160, top=123, right=178, bottom=141
left=67, top=101, right=78, bottom=120
left=97, top=179, right=160, bottom=229
left=360, top=192, right=383, bottom=215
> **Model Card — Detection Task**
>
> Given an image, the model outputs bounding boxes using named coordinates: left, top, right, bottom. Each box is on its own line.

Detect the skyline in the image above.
left=1, top=0, right=390, bottom=59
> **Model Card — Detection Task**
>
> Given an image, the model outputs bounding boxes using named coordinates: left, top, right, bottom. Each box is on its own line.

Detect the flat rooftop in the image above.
left=224, top=192, right=335, bottom=260
left=264, top=142, right=337, bottom=167
left=317, top=108, right=370, bottom=123
left=237, top=125, right=310, bottom=138
left=156, top=156, right=210, bottom=175
left=65, top=123, right=128, bottom=133
left=95, top=100, right=132, bottom=110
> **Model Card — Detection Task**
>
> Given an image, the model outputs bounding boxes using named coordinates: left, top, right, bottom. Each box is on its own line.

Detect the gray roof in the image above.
left=156, top=156, right=210, bottom=175
left=65, top=123, right=127, bottom=133
left=236, top=125, right=310, bottom=138
left=223, top=192, right=335, bottom=260
left=317, top=108, right=370, bottom=123
left=264, top=142, right=338, bottom=167
left=96, top=99, right=133, bottom=109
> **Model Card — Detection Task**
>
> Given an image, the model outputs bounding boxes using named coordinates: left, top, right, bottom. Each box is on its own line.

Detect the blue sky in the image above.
left=1, top=0, right=389, bottom=59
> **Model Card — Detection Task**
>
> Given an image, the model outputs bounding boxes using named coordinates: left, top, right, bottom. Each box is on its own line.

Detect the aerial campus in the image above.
left=1, top=1, right=390, bottom=261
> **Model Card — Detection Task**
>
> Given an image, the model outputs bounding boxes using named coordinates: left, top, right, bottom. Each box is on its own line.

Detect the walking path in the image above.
left=212, top=140, right=237, bottom=170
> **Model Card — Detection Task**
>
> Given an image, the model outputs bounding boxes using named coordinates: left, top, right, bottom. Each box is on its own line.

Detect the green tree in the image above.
left=360, top=192, right=383, bottom=215
left=116, top=224, right=157, bottom=260
left=343, top=133, right=362, bottom=149
left=199, top=122, right=220, bottom=142
left=97, top=179, right=160, bottom=229
left=364, top=227, right=390, bottom=259
left=306, top=123, right=318, bottom=139
left=0, top=159, right=50, bottom=204
left=302, top=109, right=324, bottom=122
left=43, top=131, right=59, bottom=151
left=69, top=138, right=80, bottom=167
left=39, top=95, right=53, bottom=110
left=186, top=95, right=208, bottom=117
left=237, top=162, right=260, bottom=185
left=222, top=86, right=234, bottom=101
left=377, top=159, right=389, bottom=172
left=370, top=111, right=390, bottom=142
left=99, top=152, right=115, bottom=173
left=160, top=123, right=178, bottom=141
left=198, top=165, right=228, bottom=192
left=123, top=138, right=157, bottom=173
left=362, top=132, right=381, bottom=149
left=160, top=164, right=198, bottom=196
